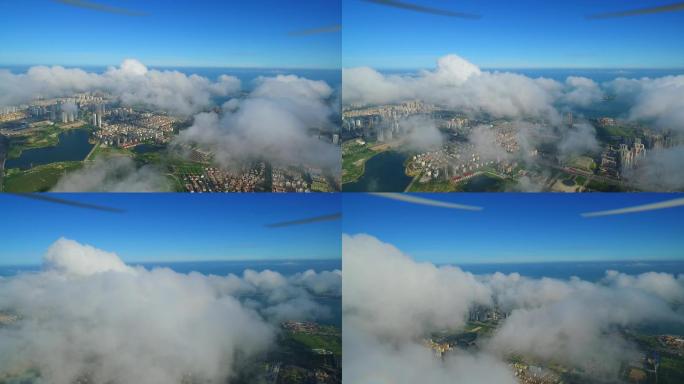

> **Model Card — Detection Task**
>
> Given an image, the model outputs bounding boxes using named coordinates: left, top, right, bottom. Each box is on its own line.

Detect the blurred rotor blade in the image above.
left=10, top=193, right=125, bottom=213
left=587, top=2, right=684, bottom=19
left=371, top=193, right=483, bottom=211
left=266, top=213, right=342, bottom=228
left=54, top=0, right=149, bottom=16
left=582, top=198, right=684, bottom=218
left=363, top=0, right=481, bottom=19
left=289, top=24, right=341, bottom=36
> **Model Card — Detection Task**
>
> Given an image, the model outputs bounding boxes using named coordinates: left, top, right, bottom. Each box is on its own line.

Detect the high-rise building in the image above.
left=97, top=114, right=102, bottom=128
left=61, top=111, right=67, bottom=123
left=93, top=113, right=98, bottom=126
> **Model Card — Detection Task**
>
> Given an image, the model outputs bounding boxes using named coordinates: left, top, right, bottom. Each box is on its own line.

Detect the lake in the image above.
left=5, top=129, right=93, bottom=170
left=459, top=174, right=507, bottom=192
left=132, top=143, right=166, bottom=154
left=343, top=151, right=412, bottom=192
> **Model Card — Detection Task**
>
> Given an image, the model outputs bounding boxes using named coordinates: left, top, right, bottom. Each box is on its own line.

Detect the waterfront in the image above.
left=5, top=128, right=93, bottom=170
left=343, top=151, right=412, bottom=192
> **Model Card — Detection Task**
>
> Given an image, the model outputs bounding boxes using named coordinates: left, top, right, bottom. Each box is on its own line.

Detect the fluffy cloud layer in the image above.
left=343, top=54, right=604, bottom=122
left=608, top=75, right=684, bottom=132
left=344, top=55, right=684, bottom=191
left=0, top=59, right=240, bottom=116
left=343, top=234, right=684, bottom=382
left=175, top=75, right=340, bottom=169
left=0, top=238, right=340, bottom=384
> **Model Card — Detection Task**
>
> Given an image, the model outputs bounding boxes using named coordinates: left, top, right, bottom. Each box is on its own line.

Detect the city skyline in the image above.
left=343, top=193, right=684, bottom=264
left=0, top=193, right=341, bottom=265
left=0, top=0, right=341, bottom=68
left=343, top=0, right=684, bottom=68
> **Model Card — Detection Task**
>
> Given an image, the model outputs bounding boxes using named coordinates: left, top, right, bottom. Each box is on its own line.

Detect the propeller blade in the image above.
left=587, top=2, right=684, bottom=19
left=10, top=193, right=125, bottom=213
left=582, top=198, right=684, bottom=217
left=54, top=0, right=148, bottom=17
left=363, top=0, right=481, bottom=19
left=266, top=213, right=342, bottom=228
left=371, top=193, right=483, bottom=211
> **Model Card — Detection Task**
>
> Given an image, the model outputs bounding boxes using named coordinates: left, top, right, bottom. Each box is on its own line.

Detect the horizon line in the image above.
left=434, top=258, right=684, bottom=266
left=344, top=65, right=684, bottom=71
left=0, top=62, right=342, bottom=71
left=0, top=257, right=342, bottom=268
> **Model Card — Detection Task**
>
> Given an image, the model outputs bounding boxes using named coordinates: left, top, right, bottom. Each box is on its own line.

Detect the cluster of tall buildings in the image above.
left=0, top=106, right=19, bottom=115
left=342, top=101, right=436, bottom=141
left=92, top=104, right=105, bottom=128
left=618, top=138, right=646, bottom=170
left=600, top=138, right=647, bottom=178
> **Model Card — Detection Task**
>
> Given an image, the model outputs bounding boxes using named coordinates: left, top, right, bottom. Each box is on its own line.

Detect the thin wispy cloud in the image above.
left=54, top=0, right=149, bottom=17
left=587, top=2, right=684, bottom=19
left=288, top=24, right=342, bottom=36
left=371, top=193, right=483, bottom=211
left=363, top=0, right=482, bottom=19
left=582, top=197, right=684, bottom=217
left=266, top=213, right=342, bottom=228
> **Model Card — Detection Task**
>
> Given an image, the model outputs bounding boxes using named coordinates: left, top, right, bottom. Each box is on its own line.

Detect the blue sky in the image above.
left=0, top=0, right=340, bottom=68
left=0, top=194, right=341, bottom=265
left=343, top=193, right=684, bottom=264
left=343, top=0, right=684, bottom=69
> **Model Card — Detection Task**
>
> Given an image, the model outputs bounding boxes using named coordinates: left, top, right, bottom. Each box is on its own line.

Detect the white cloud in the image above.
left=175, top=75, right=340, bottom=169
left=51, top=157, right=171, bottom=192
left=343, top=234, right=684, bottom=382
left=0, top=59, right=241, bottom=116
left=608, top=75, right=684, bottom=131
left=342, top=54, right=607, bottom=122
left=44, top=237, right=134, bottom=276
left=0, top=238, right=339, bottom=383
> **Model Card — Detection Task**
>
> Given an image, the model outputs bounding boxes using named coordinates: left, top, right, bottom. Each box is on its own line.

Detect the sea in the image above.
left=6, top=259, right=679, bottom=281
left=454, top=260, right=684, bottom=282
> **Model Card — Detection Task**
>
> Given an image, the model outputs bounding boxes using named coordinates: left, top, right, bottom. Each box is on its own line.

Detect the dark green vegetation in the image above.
left=287, top=326, right=342, bottom=356
left=2, top=161, right=82, bottom=192
left=407, top=177, right=454, bottom=192
left=595, top=123, right=639, bottom=142
left=586, top=179, right=630, bottom=192
left=341, top=139, right=381, bottom=184
left=273, top=326, right=341, bottom=384
left=234, top=324, right=341, bottom=384
left=6, top=125, right=63, bottom=159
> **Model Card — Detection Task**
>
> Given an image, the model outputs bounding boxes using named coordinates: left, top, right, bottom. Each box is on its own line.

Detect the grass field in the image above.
left=87, top=143, right=134, bottom=160
left=3, top=161, right=82, bottom=192
left=660, top=355, right=684, bottom=384
left=342, top=140, right=382, bottom=184
left=6, top=126, right=63, bottom=159
left=596, top=124, right=638, bottom=141
left=407, top=177, right=455, bottom=192
left=288, top=332, right=342, bottom=356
